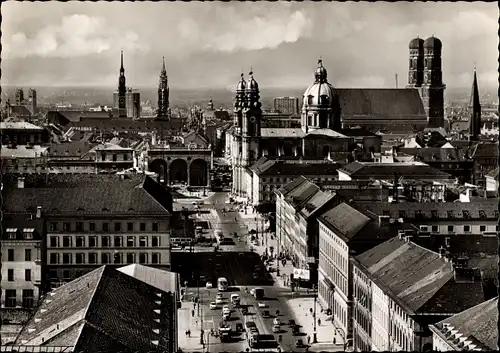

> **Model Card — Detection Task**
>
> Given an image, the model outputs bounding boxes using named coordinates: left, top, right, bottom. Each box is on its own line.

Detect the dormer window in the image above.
left=307, top=95, right=314, bottom=105
left=7, top=228, right=17, bottom=240
left=23, top=229, right=34, bottom=239
left=320, top=95, right=329, bottom=105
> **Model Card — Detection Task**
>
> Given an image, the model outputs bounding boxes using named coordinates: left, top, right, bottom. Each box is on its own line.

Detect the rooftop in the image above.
left=1, top=121, right=43, bottom=130
left=338, top=161, right=454, bottom=180
left=260, top=128, right=305, bottom=138
left=118, top=264, right=179, bottom=295
left=1, top=145, right=49, bottom=158
left=319, top=202, right=371, bottom=240
left=251, top=157, right=341, bottom=176
left=304, top=128, right=348, bottom=138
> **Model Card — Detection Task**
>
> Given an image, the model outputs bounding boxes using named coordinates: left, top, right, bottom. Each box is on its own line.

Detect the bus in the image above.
left=217, top=277, right=229, bottom=291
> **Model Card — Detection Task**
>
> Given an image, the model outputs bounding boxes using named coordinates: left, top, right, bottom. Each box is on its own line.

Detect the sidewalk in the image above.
left=177, top=307, right=204, bottom=352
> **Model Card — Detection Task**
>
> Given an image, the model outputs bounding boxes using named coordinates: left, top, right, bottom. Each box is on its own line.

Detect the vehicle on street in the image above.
left=292, top=326, right=300, bottom=336
left=241, top=306, right=248, bottom=315
left=288, top=319, right=296, bottom=327
left=296, top=339, right=304, bottom=348
left=210, top=302, right=217, bottom=310
left=216, top=297, right=224, bottom=304
left=216, top=292, right=223, bottom=299
left=222, top=312, right=231, bottom=321
left=272, top=324, right=281, bottom=333
left=236, top=322, right=244, bottom=332
left=206, top=282, right=213, bottom=289
left=254, top=287, right=265, bottom=299
left=217, top=277, right=229, bottom=291
left=262, top=310, right=271, bottom=318
left=258, top=302, right=267, bottom=309
left=219, top=321, right=231, bottom=342
left=250, top=288, right=255, bottom=296
left=222, top=305, right=230, bottom=314
left=273, top=318, right=281, bottom=326
left=230, top=294, right=241, bottom=306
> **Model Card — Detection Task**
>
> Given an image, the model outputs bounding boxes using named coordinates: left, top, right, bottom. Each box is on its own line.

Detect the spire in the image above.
left=162, top=56, right=166, bottom=72
left=120, top=50, right=124, bottom=72
left=469, top=64, right=481, bottom=140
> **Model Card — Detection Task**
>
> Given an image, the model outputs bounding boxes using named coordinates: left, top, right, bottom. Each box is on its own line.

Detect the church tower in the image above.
left=118, top=51, right=127, bottom=118
left=157, top=57, right=170, bottom=120
left=241, top=70, right=262, bottom=168
left=407, top=36, right=424, bottom=88
left=468, top=65, right=481, bottom=141
left=232, top=73, right=246, bottom=196
left=421, top=35, right=446, bottom=128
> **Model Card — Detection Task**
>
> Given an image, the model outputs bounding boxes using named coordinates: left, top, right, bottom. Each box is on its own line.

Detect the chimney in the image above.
left=378, top=215, right=390, bottom=227
left=18, top=177, right=25, bottom=189
left=36, top=206, right=42, bottom=219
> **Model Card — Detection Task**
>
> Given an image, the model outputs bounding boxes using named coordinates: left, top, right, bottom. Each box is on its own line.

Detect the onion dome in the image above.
left=314, top=59, right=328, bottom=83
left=236, top=73, right=246, bottom=91
left=247, top=70, right=259, bottom=91
left=424, top=35, right=442, bottom=50
left=409, top=36, right=424, bottom=49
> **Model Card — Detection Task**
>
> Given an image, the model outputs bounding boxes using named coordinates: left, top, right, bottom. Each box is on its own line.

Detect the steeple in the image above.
left=117, top=50, right=126, bottom=117
left=469, top=64, right=481, bottom=140
left=157, top=57, right=170, bottom=119
left=120, top=50, right=124, bottom=73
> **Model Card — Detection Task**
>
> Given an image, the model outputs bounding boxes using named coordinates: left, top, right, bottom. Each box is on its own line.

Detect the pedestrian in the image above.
left=318, top=318, right=321, bottom=326
left=307, top=335, right=311, bottom=345
left=333, top=337, right=336, bottom=345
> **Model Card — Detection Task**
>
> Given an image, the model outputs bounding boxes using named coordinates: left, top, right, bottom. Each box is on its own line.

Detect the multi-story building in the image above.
left=90, top=142, right=135, bottom=172
left=485, top=167, right=498, bottom=192
left=1, top=122, right=49, bottom=146
left=2, top=174, right=172, bottom=290
left=1, top=215, right=44, bottom=309
left=351, top=235, right=485, bottom=352
left=275, top=177, right=338, bottom=283
left=272, top=96, right=300, bottom=115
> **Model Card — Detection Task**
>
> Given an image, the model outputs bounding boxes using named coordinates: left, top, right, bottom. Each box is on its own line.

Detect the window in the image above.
left=123, top=154, right=128, bottom=161
left=25, top=269, right=31, bottom=281
left=8, top=249, right=14, bottom=261
left=89, top=222, right=96, bottom=231
left=102, top=223, right=109, bottom=232
left=50, top=253, right=60, bottom=264
left=8, top=269, right=14, bottom=281
left=127, top=236, right=135, bottom=247
left=127, top=253, right=135, bottom=264
left=139, top=253, right=148, bottom=264
left=22, top=289, right=34, bottom=308
left=463, top=225, right=471, bottom=233
left=63, top=253, right=72, bottom=264
left=25, top=249, right=32, bottom=261
left=76, top=253, right=85, bottom=264
left=89, top=236, right=97, bottom=247
left=431, top=225, right=439, bottom=233
left=431, top=210, right=439, bottom=219
left=50, top=236, right=59, bottom=247
left=50, top=222, right=58, bottom=231
left=101, top=253, right=110, bottom=264
left=140, top=223, right=146, bottom=231
left=447, top=225, right=454, bottom=233
left=152, top=253, right=160, bottom=264
left=63, top=222, right=71, bottom=232
left=420, top=226, right=428, bottom=232
left=152, top=222, right=159, bottom=232
left=127, top=222, right=134, bottom=231
left=139, top=236, right=147, bottom=247
left=89, top=253, right=98, bottom=264
left=152, top=236, right=160, bottom=247
left=113, top=154, right=117, bottom=162
left=62, top=270, right=70, bottom=279
left=480, top=225, right=487, bottom=232
left=5, top=290, right=16, bottom=308
left=63, top=236, right=72, bottom=247
left=76, top=236, right=85, bottom=247
left=101, top=153, right=106, bottom=161
left=114, top=222, right=121, bottom=232
left=102, top=236, right=110, bottom=247
left=114, top=236, right=122, bottom=247
left=76, top=222, right=83, bottom=232
left=113, top=253, right=122, bottom=264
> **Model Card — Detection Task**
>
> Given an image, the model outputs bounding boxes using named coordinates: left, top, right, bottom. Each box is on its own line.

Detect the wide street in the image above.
left=175, top=191, right=322, bottom=352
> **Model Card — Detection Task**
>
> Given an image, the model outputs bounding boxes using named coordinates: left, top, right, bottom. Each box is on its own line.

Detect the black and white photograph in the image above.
left=1, top=1, right=498, bottom=353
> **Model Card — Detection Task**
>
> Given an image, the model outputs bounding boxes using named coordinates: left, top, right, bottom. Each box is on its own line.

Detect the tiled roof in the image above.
left=47, top=141, right=96, bottom=157
left=355, top=237, right=455, bottom=312
left=486, top=167, right=499, bottom=178
left=260, top=128, right=305, bottom=138
left=9, top=105, right=32, bottom=117
left=338, top=161, right=454, bottom=180
left=335, top=88, right=426, bottom=121
left=305, top=128, right=348, bottom=138
left=1, top=122, right=43, bottom=130
left=118, top=264, right=179, bottom=295
left=277, top=176, right=308, bottom=196
left=2, top=214, right=44, bottom=240
left=432, top=297, right=498, bottom=350
left=284, top=179, right=320, bottom=209
left=92, top=142, right=133, bottom=151
left=16, top=266, right=175, bottom=352
left=398, top=147, right=471, bottom=162
left=253, top=160, right=341, bottom=177
left=340, top=127, right=377, bottom=137
left=319, top=202, right=371, bottom=240
left=299, top=190, right=336, bottom=219
left=471, top=142, right=499, bottom=158
left=50, top=110, right=111, bottom=122
left=1, top=145, right=49, bottom=158
left=352, top=199, right=499, bottom=220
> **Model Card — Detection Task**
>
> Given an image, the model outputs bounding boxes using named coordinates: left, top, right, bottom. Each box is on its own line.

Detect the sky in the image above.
left=2, top=1, right=498, bottom=91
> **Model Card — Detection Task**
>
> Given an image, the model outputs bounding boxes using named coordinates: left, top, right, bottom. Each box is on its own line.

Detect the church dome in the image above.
left=303, top=59, right=335, bottom=108
left=314, top=59, right=328, bottom=83
left=424, top=35, right=442, bottom=50
left=409, top=37, right=424, bottom=49
left=247, top=71, right=259, bottom=91
left=236, top=73, right=246, bottom=91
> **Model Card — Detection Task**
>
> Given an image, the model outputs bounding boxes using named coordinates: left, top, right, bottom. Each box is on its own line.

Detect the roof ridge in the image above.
left=83, top=266, right=107, bottom=323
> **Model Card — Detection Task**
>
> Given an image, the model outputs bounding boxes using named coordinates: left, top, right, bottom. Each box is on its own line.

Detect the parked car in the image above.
left=258, top=303, right=267, bottom=308
left=296, top=339, right=304, bottom=348
left=273, top=318, right=281, bottom=326
left=288, top=319, right=296, bottom=327
left=262, top=310, right=271, bottom=318
left=206, top=282, right=213, bottom=289
left=272, top=324, right=281, bottom=333
left=210, top=302, right=217, bottom=310
left=292, top=326, right=300, bottom=336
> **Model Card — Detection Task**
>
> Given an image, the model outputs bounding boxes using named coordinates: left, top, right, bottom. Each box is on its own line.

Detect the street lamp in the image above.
left=312, top=284, right=318, bottom=343
left=334, top=327, right=348, bottom=351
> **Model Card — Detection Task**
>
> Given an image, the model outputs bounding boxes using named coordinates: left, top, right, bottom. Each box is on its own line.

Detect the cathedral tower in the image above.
left=468, top=65, right=481, bottom=141
left=118, top=51, right=127, bottom=118
left=407, top=36, right=425, bottom=87
left=232, top=73, right=246, bottom=196
left=421, top=35, right=446, bottom=128
left=157, top=57, right=170, bottom=120
left=241, top=70, right=262, bottom=167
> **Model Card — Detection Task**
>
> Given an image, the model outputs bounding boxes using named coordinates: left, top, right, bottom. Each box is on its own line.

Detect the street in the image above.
left=176, top=191, right=339, bottom=353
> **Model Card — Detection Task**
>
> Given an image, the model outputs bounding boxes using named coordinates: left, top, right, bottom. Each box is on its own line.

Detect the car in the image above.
left=241, top=306, right=248, bottom=315
left=288, top=319, right=296, bottom=327
left=273, top=318, right=281, bottom=326
left=250, top=288, right=256, bottom=296
left=258, top=302, right=267, bottom=308
left=216, top=297, right=223, bottom=304
left=222, top=305, right=230, bottom=314
left=272, top=324, right=281, bottom=333
left=210, top=302, right=217, bottom=310
left=296, top=339, right=304, bottom=348
left=292, top=326, right=300, bottom=336
left=216, top=293, right=223, bottom=299
left=262, top=310, right=271, bottom=318
left=206, top=282, right=213, bottom=289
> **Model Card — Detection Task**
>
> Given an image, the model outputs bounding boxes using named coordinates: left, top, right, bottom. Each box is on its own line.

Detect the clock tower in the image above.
left=241, top=70, right=262, bottom=168
left=118, top=51, right=127, bottom=118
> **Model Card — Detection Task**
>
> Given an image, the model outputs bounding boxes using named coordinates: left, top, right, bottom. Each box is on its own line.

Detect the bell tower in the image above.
left=468, top=65, right=481, bottom=141
left=157, top=57, right=170, bottom=120
left=118, top=51, right=127, bottom=118
left=407, top=36, right=424, bottom=88
left=232, top=73, right=246, bottom=196
left=242, top=70, right=262, bottom=168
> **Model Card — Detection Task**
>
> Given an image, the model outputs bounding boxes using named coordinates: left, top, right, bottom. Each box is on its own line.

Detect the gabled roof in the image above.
left=304, top=128, right=348, bottom=138
left=15, top=266, right=175, bottom=352
left=486, top=167, right=499, bottom=179
left=398, top=147, right=471, bottom=162
left=470, top=142, right=499, bottom=158
left=277, top=176, right=309, bottom=197
left=1, top=214, right=44, bottom=241
left=284, top=179, right=319, bottom=209
left=299, top=190, right=336, bottom=219
left=1, top=121, right=42, bottom=130
left=8, top=105, right=32, bottom=117
left=318, top=202, right=371, bottom=240
left=252, top=159, right=341, bottom=177
left=118, top=264, right=179, bottom=294
left=355, top=237, right=455, bottom=313
left=431, top=297, right=498, bottom=351
left=92, top=142, right=133, bottom=151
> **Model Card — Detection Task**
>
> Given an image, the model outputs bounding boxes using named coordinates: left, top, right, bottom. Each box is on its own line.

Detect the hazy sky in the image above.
left=2, top=2, right=498, bottom=90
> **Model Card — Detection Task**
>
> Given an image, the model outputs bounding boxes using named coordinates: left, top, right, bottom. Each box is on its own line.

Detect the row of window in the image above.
left=49, top=221, right=160, bottom=233
left=6, top=269, right=33, bottom=282
left=49, top=252, right=162, bottom=265
left=420, top=224, right=497, bottom=233
left=100, top=153, right=131, bottom=162
left=49, top=235, right=162, bottom=248
left=3, top=289, right=35, bottom=308
left=6, top=249, right=32, bottom=262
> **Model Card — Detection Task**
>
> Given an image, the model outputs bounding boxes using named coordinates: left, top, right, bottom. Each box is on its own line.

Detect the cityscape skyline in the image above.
left=2, top=2, right=498, bottom=90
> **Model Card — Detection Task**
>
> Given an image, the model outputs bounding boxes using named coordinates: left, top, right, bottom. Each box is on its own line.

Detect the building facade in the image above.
left=273, top=96, right=300, bottom=115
